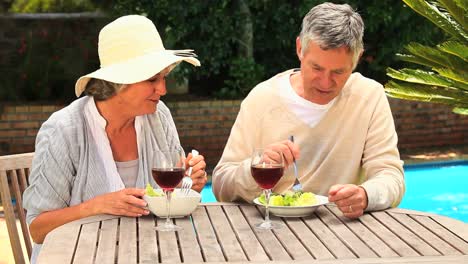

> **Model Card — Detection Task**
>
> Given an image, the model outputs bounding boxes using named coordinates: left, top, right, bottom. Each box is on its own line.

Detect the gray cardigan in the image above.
left=23, top=96, right=182, bottom=225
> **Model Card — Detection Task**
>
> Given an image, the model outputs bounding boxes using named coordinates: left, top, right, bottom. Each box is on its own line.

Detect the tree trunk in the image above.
left=236, top=0, right=253, bottom=59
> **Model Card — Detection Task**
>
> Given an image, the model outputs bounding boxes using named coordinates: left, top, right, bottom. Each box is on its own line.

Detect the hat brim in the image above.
left=75, top=50, right=200, bottom=97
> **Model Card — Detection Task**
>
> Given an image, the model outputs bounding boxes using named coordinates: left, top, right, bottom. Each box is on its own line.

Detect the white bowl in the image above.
left=253, top=195, right=329, bottom=217
left=144, top=188, right=201, bottom=218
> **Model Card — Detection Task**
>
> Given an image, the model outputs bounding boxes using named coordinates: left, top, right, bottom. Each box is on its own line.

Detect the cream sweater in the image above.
left=212, top=69, right=405, bottom=211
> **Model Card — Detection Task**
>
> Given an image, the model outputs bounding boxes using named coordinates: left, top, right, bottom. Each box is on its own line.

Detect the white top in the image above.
left=116, top=159, right=139, bottom=188
left=278, top=72, right=335, bottom=127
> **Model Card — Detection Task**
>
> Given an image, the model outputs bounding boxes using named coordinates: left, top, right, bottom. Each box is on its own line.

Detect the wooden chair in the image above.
left=0, top=153, right=34, bottom=264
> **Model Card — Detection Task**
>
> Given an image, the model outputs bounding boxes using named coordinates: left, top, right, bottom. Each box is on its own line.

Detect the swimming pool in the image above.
left=202, top=160, right=468, bottom=222
left=398, top=160, right=467, bottom=223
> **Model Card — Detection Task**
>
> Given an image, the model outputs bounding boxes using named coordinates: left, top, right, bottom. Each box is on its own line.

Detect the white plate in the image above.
left=253, top=195, right=329, bottom=217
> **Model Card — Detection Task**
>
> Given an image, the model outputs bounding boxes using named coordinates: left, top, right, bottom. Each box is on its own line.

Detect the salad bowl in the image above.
left=144, top=188, right=201, bottom=218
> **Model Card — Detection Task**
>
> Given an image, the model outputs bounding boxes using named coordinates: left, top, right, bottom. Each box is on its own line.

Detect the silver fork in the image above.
left=289, top=135, right=303, bottom=192
left=182, top=149, right=198, bottom=196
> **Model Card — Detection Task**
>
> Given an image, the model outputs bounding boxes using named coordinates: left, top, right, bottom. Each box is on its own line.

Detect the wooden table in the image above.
left=38, top=203, right=468, bottom=263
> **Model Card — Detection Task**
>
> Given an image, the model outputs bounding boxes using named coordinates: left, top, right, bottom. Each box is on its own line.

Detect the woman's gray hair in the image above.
left=83, top=79, right=127, bottom=101
left=299, top=2, right=364, bottom=69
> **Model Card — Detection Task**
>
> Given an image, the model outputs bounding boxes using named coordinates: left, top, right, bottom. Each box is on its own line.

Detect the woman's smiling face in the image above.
left=115, top=68, right=170, bottom=116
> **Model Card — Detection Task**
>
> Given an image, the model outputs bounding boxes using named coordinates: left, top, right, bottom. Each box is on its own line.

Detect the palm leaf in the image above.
left=453, top=0, right=468, bottom=12
left=387, top=67, right=468, bottom=90
left=387, top=68, right=455, bottom=87
left=385, top=80, right=468, bottom=102
left=437, top=0, right=467, bottom=29
left=402, top=0, right=467, bottom=40
left=386, top=82, right=468, bottom=115
left=385, top=89, right=462, bottom=105
left=453, top=106, right=468, bottom=114
left=405, top=42, right=467, bottom=71
left=434, top=67, right=468, bottom=86
left=396, top=53, right=444, bottom=69
left=437, top=41, right=468, bottom=61
left=386, top=1, right=468, bottom=114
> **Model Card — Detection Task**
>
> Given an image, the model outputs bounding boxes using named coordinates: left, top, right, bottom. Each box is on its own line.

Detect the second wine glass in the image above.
left=251, top=148, right=285, bottom=230
left=152, top=149, right=186, bottom=232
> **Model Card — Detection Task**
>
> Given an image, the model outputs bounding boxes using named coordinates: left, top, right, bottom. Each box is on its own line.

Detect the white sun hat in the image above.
left=74, top=15, right=200, bottom=97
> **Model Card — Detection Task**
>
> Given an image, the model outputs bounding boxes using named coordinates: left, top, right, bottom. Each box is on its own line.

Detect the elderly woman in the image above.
left=23, top=15, right=207, bottom=261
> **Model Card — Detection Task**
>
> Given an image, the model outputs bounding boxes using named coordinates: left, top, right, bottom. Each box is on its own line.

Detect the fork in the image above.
left=182, top=149, right=199, bottom=196
left=289, top=135, right=303, bottom=192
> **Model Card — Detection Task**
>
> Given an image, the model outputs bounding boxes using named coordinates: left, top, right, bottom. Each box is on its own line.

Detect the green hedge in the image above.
left=2, top=1, right=444, bottom=101
left=111, top=0, right=444, bottom=99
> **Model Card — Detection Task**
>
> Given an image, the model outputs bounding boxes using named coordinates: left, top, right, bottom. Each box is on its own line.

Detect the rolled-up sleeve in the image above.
left=23, top=115, right=76, bottom=225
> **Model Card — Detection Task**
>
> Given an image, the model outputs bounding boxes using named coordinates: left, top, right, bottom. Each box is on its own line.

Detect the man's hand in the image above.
left=328, top=184, right=368, bottom=218
left=264, top=140, right=300, bottom=168
left=86, top=188, right=149, bottom=217
left=186, top=153, right=208, bottom=192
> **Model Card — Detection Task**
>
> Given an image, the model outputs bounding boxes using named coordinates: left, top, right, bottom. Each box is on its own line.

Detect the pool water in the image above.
left=202, top=161, right=468, bottom=222
left=201, top=182, right=216, bottom=203
left=398, top=161, right=468, bottom=223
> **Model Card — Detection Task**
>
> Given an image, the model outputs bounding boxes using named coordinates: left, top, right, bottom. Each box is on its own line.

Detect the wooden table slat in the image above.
left=37, top=222, right=81, bottom=263
left=223, top=205, right=270, bottom=261
left=430, top=214, right=468, bottom=242
left=117, top=217, right=137, bottom=263
left=175, top=217, right=204, bottom=262
left=303, top=209, right=356, bottom=258
left=283, top=217, right=335, bottom=260
left=411, top=215, right=468, bottom=254
left=390, top=212, right=462, bottom=256
left=138, top=216, right=158, bottom=264
left=73, top=221, right=100, bottom=264
left=191, top=206, right=226, bottom=262
left=187, top=255, right=468, bottom=264
left=371, top=211, right=440, bottom=256
left=156, top=217, right=182, bottom=263
left=240, top=205, right=292, bottom=261
left=95, top=218, right=119, bottom=264
left=206, top=205, right=248, bottom=262
left=318, top=207, right=378, bottom=258
left=268, top=217, right=313, bottom=260
left=358, top=213, right=419, bottom=257
left=326, top=206, right=399, bottom=258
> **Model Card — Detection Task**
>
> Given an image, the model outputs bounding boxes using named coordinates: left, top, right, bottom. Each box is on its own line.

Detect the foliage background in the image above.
left=1, top=0, right=445, bottom=101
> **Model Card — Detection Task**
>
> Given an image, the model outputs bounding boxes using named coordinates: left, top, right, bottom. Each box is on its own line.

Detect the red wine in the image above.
left=251, top=164, right=284, bottom=189
left=152, top=168, right=185, bottom=191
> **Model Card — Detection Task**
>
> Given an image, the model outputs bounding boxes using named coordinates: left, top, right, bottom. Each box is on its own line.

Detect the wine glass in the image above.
left=251, top=148, right=285, bottom=230
left=152, top=149, right=186, bottom=232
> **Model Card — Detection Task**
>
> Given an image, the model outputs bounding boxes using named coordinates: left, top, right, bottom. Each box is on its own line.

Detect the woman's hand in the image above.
left=186, top=152, right=208, bottom=192
left=86, top=188, right=150, bottom=217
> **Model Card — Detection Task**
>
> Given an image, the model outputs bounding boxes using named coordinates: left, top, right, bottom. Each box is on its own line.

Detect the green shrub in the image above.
left=1, top=18, right=104, bottom=102
left=111, top=0, right=443, bottom=99
left=3, top=1, right=445, bottom=101
left=10, top=0, right=95, bottom=13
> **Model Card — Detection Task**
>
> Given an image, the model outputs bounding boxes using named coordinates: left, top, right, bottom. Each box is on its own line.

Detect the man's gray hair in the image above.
left=83, top=79, right=127, bottom=101
left=299, top=2, right=364, bottom=68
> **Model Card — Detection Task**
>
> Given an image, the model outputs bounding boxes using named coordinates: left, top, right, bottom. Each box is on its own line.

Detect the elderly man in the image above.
left=212, top=2, right=404, bottom=218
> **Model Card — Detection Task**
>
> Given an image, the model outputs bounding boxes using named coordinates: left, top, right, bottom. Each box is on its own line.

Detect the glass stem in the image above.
left=165, top=190, right=172, bottom=226
left=264, top=189, right=271, bottom=224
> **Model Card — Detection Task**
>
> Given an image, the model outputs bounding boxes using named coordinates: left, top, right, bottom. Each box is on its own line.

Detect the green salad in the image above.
left=258, top=191, right=317, bottom=206
left=145, top=184, right=164, bottom=197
